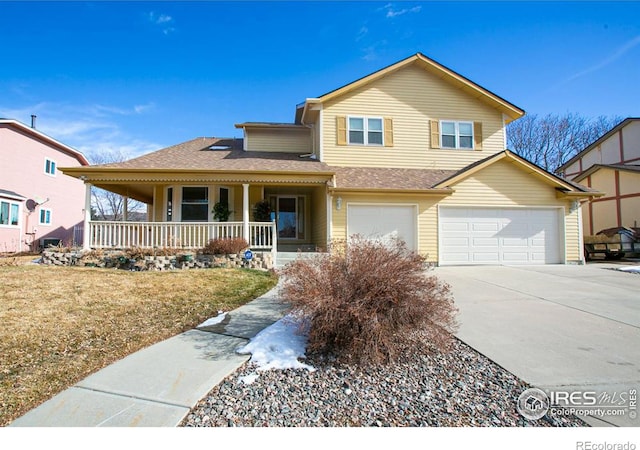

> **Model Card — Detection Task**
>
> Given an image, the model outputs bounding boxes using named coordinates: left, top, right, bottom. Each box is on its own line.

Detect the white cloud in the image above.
left=384, top=4, right=422, bottom=18
left=361, top=40, right=388, bottom=61
left=356, top=25, right=369, bottom=42
left=0, top=101, right=161, bottom=162
left=91, top=103, right=155, bottom=117
left=147, top=11, right=175, bottom=35
left=155, top=14, right=172, bottom=24
left=566, top=35, right=640, bottom=82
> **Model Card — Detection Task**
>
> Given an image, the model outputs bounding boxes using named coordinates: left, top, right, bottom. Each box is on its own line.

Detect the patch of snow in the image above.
left=239, top=373, right=260, bottom=385
left=237, top=314, right=315, bottom=372
left=618, top=265, right=640, bottom=273
left=197, top=311, right=226, bottom=327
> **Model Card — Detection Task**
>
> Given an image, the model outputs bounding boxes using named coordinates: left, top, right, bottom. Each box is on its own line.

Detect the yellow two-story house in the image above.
left=63, top=53, right=599, bottom=265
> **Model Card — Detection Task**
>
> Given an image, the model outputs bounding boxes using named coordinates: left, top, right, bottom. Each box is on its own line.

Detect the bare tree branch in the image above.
left=507, top=113, right=622, bottom=173
left=87, top=150, right=145, bottom=221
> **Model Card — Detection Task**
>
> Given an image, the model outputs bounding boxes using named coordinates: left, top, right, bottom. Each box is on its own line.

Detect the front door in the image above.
left=277, top=196, right=297, bottom=239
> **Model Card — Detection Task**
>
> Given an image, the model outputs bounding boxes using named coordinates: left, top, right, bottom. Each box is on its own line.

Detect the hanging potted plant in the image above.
left=212, top=202, right=232, bottom=222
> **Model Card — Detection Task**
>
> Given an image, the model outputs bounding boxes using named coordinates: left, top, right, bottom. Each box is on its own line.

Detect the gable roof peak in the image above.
left=300, top=52, right=524, bottom=124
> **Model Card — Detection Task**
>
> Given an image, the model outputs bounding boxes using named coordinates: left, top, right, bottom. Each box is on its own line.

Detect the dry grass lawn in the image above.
left=0, top=257, right=277, bottom=426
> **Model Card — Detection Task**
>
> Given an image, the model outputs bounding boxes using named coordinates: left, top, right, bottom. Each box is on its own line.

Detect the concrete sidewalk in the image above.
left=9, top=284, right=290, bottom=427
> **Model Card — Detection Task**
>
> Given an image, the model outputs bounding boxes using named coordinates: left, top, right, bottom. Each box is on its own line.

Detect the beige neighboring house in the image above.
left=62, top=53, right=600, bottom=265
left=558, top=118, right=640, bottom=235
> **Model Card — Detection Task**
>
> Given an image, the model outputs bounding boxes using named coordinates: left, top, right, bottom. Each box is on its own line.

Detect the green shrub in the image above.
left=253, top=199, right=272, bottom=222
left=202, top=237, right=249, bottom=255
left=280, top=236, right=458, bottom=364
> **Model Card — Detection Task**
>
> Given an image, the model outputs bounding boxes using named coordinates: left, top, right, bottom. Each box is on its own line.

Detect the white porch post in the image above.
left=83, top=182, right=92, bottom=250
left=123, top=196, right=129, bottom=221
left=242, top=183, right=250, bottom=243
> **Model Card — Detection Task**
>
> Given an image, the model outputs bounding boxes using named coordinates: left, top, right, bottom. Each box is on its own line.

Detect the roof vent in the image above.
left=31, top=115, right=37, bottom=129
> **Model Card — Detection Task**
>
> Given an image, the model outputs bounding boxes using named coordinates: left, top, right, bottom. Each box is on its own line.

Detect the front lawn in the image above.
left=0, top=260, right=277, bottom=426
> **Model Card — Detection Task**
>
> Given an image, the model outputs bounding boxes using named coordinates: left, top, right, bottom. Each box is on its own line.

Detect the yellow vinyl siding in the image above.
left=245, top=128, right=311, bottom=153
left=311, top=188, right=328, bottom=249
left=565, top=207, right=582, bottom=262
left=322, top=64, right=505, bottom=170
left=153, top=185, right=166, bottom=221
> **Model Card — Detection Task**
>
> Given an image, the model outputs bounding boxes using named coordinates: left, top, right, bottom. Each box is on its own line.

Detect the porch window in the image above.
left=219, top=187, right=230, bottom=208
left=181, top=187, right=208, bottom=221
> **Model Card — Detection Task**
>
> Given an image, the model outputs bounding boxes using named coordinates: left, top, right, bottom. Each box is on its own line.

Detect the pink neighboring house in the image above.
left=0, top=118, right=89, bottom=253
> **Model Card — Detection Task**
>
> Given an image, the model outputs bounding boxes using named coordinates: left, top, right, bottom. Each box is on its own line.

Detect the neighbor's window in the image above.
left=441, top=121, right=474, bottom=149
left=44, top=158, right=56, bottom=176
left=181, top=187, right=208, bottom=221
left=0, top=201, right=20, bottom=226
left=348, top=117, right=383, bottom=145
left=39, top=208, right=52, bottom=225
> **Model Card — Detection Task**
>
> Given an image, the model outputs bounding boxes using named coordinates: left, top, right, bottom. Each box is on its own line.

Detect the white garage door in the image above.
left=347, top=204, right=417, bottom=250
left=439, top=208, right=562, bottom=265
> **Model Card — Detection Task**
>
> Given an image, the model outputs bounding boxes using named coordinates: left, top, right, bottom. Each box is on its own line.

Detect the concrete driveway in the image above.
left=434, top=263, right=640, bottom=427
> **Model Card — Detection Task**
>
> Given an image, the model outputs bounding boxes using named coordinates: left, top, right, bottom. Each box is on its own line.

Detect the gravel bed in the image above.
left=181, top=331, right=587, bottom=427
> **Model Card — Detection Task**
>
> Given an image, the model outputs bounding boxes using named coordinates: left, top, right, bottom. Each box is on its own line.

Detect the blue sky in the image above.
left=1, top=1, right=639, bottom=162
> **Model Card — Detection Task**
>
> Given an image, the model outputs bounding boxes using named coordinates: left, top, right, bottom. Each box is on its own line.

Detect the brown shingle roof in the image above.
left=333, top=167, right=457, bottom=190
left=97, top=137, right=332, bottom=173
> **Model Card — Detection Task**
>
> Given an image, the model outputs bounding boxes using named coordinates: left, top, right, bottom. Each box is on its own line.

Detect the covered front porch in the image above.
left=59, top=137, right=336, bottom=254
left=73, top=173, right=331, bottom=253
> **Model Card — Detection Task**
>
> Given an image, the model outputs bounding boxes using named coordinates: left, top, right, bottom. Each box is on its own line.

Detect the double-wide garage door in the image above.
left=439, top=207, right=562, bottom=265
left=347, top=205, right=417, bottom=250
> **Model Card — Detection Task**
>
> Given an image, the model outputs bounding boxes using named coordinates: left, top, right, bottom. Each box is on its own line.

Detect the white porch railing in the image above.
left=87, top=221, right=276, bottom=250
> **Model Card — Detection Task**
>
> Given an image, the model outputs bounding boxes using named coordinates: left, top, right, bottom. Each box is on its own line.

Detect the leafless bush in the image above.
left=201, top=237, right=249, bottom=255
left=280, top=236, right=458, bottom=365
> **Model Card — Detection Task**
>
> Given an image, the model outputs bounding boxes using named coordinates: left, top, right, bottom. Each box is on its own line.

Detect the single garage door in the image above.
left=439, top=207, right=562, bottom=265
left=347, top=204, right=417, bottom=250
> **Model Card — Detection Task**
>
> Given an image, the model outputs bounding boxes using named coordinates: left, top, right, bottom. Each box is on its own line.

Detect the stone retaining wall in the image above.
left=41, top=250, right=274, bottom=271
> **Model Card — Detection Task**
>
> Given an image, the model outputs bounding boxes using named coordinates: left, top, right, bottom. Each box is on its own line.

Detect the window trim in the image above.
left=0, top=200, right=21, bottom=227
left=347, top=115, right=384, bottom=146
left=39, top=208, right=52, bottom=226
left=44, top=158, right=57, bottom=176
left=440, top=120, right=474, bottom=150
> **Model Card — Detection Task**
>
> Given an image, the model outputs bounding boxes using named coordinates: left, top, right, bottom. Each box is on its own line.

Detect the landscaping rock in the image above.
left=182, top=332, right=587, bottom=428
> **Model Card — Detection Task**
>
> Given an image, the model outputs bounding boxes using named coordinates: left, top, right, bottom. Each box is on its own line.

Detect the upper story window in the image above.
left=348, top=117, right=383, bottom=145
left=39, top=208, right=52, bottom=225
left=0, top=201, right=20, bottom=226
left=337, top=116, right=393, bottom=147
left=44, top=158, right=57, bottom=176
left=181, top=187, right=208, bottom=221
left=441, top=121, right=474, bottom=149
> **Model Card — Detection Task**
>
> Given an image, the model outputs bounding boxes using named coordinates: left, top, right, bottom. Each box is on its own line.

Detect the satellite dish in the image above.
left=26, top=199, right=37, bottom=211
